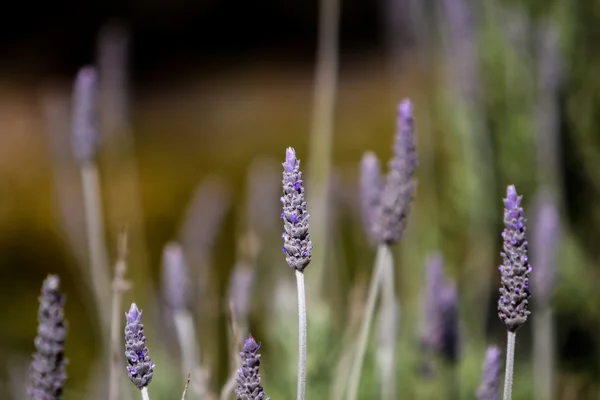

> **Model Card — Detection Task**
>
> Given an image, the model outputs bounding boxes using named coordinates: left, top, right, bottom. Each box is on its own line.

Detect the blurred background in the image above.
left=1, top=0, right=599, bottom=399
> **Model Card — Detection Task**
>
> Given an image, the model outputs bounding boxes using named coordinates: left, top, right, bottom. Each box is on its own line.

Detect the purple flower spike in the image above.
left=281, top=147, right=312, bottom=272
left=498, top=185, right=531, bottom=332
left=531, top=190, right=559, bottom=305
left=374, top=98, right=419, bottom=244
left=28, top=275, right=68, bottom=400
left=124, top=303, right=154, bottom=390
left=235, top=335, right=270, bottom=400
left=71, top=66, right=99, bottom=164
left=161, top=242, right=190, bottom=311
left=476, top=346, right=502, bottom=400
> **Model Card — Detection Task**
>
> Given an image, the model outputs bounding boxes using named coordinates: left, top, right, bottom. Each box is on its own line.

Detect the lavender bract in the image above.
left=124, top=303, right=155, bottom=389
left=498, top=185, right=531, bottom=332
left=281, top=147, right=312, bottom=272
left=236, top=335, right=270, bottom=400
left=374, top=99, right=418, bottom=244
left=359, top=151, right=383, bottom=245
left=28, top=275, right=68, bottom=400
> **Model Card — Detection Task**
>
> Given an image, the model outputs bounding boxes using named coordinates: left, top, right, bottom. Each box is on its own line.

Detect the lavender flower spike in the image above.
left=71, top=66, right=99, bottom=164
left=281, top=147, right=313, bottom=272
left=476, top=347, right=502, bottom=400
left=359, top=151, right=383, bottom=245
left=125, top=303, right=155, bottom=391
left=374, top=99, right=419, bottom=244
left=161, top=242, right=190, bottom=311
left=28, top=275, right=68, bottom=400
left=235, top=335, right=270, bottom=400
left=498, top=185, right=531, bottom=332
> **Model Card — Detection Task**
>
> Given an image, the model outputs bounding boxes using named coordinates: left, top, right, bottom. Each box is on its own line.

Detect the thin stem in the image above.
left=347, top=245, right=392, bottom=400
left=81, top=163, right=112, bottom=346
left=181, top=374, right=191, bottom=400
left=296, top=270, right=307, bottom=400
left=306, top=0, right=340, bottom=297
left=173, top=310, right=200, bottom=378
left=108, top=233, right=130, bottom=400
left=141, top=387, right=151, bottom=400
left=219, top=301, right=243, bottom=400
left=378, top=246, right=397, bottom=400
left=534, top=306, right=554, bottom=400
left=503, top=331, right=517, bottom=400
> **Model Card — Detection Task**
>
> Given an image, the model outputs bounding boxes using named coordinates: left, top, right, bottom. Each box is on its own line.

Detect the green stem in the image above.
left=503, top=331, right=517, bottom=400
left=296, top=270, right=307, bottom=400
left=347, top=245, right=393, bottom=400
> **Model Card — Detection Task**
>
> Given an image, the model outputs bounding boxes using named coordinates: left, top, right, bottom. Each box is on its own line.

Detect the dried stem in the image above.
left=296, top=270, right=308, bottom=400
left=109, top=231, right=131, bottom=400
left=141, top=387, right=150, bottom=400
left=347, top=245, right=393, bottom=400
left=503, top=331, right=516, bottom=400
left=181, top=374, right=191, bottom=400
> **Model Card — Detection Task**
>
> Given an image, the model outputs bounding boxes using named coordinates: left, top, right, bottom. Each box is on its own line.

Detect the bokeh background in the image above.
left=1, top=0, right=599, bottom=399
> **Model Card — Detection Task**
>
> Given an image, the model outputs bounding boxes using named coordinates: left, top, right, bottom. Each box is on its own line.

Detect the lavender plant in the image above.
left=125, top=303, right=155, bottom=400
left=28, top=275, right=68, bottom=400
left=498, top=185, right=531, bottom=400
left=419, top=253, right=460, bottom=397
left=161, top=242, right=200, bottom=382
left=235, top=335, right=270, bottom=400
left=476, top=346, right=502, bottom=400
left=348, top=99, right=418, bottom=400
left=531, top=190, right=559, bottom=400
left=281, top=147, right=312, bottom=400
left=72, top=66, right=112, bottom=342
